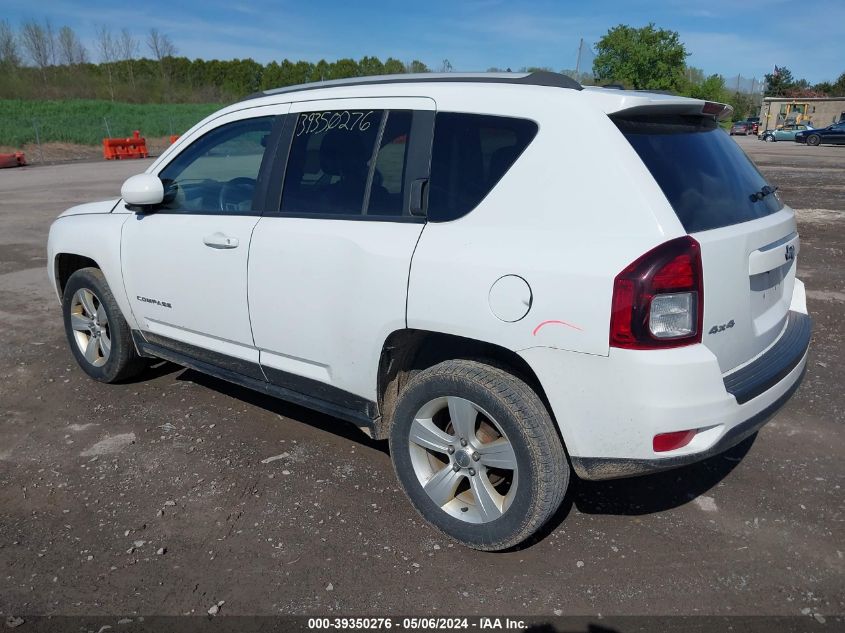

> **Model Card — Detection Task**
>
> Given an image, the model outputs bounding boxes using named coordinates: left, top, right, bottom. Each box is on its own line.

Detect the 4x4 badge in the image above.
left=708, top=319, right=735, bottom=335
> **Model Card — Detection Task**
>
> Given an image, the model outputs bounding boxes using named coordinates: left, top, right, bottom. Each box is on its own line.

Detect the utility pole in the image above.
left=575, top=38, right=583, bottom=76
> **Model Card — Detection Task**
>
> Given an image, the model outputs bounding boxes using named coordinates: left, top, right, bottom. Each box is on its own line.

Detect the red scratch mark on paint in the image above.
left=532, top=320, right=584, bottom=336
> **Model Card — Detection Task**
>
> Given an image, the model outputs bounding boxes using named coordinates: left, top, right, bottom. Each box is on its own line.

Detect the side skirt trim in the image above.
left=131, top=331, right=378, bottom=432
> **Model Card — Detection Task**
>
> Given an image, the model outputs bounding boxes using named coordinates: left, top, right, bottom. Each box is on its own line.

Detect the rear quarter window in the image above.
left=428, top=113, right=537, bottom=222
left=616, top=115, right=783, bottom=233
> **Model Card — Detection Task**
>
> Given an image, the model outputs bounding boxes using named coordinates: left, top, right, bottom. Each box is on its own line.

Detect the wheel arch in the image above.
left=55, top=253, right=100, bottom=296
left=374, top=329, right=555, bottom=442
left=48, top=213, right=139, bottom=330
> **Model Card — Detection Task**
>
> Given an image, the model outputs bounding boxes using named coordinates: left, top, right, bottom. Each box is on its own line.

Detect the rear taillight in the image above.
left=610, top=236, right=703, bottom=349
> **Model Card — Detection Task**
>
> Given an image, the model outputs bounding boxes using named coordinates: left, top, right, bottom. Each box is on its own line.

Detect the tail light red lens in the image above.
left=653, top=429, right=697, bottom=452
left=610, top=236, right=703, bottom=349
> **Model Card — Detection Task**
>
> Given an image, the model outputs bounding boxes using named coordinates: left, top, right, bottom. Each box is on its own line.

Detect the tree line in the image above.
left=0, top=19, right=433, bottom=103
left=2, top=18, right=842, bottom=121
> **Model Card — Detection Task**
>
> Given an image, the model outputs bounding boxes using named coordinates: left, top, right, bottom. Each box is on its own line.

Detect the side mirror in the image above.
left=121, top=173, right=164, bottom=210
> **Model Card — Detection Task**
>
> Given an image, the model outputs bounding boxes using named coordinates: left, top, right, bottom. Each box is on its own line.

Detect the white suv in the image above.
left=47, top=72, right=811, bottom=550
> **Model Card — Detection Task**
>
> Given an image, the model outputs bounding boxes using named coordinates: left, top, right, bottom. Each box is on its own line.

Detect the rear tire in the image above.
left=62, top=267, right=146, bottom=383
left=807, top=134, right=821, bottom=146
left=389, top=359, right=568, bottom=551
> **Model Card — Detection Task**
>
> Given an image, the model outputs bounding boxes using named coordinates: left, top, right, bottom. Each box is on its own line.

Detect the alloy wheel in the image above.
left=408, top=396, right=518, bottom=524
left=70, top=288, right=111, bottom=367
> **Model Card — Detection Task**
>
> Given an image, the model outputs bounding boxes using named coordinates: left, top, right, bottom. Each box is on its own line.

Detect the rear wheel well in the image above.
left=375, top=329, right=552, bottom=440
left=55, top=254, right=99, bottom=295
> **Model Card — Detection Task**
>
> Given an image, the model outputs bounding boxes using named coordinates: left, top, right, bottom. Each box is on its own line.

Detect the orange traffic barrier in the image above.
left=169, top=135, right=180, bottom=144
left=103, top=130, right=149, bottom=160
left=0, top=151, right=26, bottom=168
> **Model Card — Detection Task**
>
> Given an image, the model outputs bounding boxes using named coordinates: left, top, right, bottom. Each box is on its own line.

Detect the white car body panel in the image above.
left=406, top=92, right=686, bottom=357
left=47, top=212, right=139, bottom=329
left=121, top=213, right=262, bottom=361
left=248, top=96, right=434, bottom=400
left=693, top=208, right=799, bottom=373
left=250, top=217, right=424, bottom=400
left=55, top=199, right=121, bottom=219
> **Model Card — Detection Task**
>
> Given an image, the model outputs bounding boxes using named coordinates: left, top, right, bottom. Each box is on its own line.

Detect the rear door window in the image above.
left=616, top=115, right=783, bottom=233
left=368, top=110, right=412, bottom=216
left=281, top=110, right=382, bottom=216
left=279, top=109, right=415, bottom=218
left=428, top=113, right=538, bottom=222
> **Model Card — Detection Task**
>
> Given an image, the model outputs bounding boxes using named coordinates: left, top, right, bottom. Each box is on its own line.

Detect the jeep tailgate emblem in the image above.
left=785, top=244, right=796, bottom=261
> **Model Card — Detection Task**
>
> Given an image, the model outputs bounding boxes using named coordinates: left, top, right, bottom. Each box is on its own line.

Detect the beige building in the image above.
left=759, top=96, right=845, bottom=131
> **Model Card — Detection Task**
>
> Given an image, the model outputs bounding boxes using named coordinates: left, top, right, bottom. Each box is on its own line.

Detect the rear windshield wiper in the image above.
left=750, top=185, right=778, bottom=202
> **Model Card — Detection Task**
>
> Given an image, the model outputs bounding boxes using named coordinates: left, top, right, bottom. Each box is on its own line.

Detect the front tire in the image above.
left=764, top=134, right=775, bottom=142
left=390, top=359, right=568, bottom=551
left=807, top=134, right=821, bottom=146
left=62, top=267, right=145, bottom=383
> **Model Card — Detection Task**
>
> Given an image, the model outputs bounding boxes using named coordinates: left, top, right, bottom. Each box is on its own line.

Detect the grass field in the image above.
left=0, top=100, right=223, bottom=147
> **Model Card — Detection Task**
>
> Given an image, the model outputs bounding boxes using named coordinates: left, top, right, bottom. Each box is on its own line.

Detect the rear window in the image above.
left=616, top=115, right=783, bottom=233
left=428, top=113, right=537, bottom=222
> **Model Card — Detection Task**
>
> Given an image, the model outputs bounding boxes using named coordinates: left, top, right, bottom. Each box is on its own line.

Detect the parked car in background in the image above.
left=746, top=117, right=760, bottom=135
left=730, top=121, right=752, bottom=135
left=761, top=124, right=813, bottom=142
left=795, top=121, right=845, bottom=146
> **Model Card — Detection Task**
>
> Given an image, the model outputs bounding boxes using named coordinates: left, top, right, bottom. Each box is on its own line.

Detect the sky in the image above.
left=6, top=0, right=843, bottom=84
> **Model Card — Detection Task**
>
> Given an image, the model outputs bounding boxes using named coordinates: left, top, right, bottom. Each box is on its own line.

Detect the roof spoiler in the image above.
left=611, top=100, right=734, bottom=122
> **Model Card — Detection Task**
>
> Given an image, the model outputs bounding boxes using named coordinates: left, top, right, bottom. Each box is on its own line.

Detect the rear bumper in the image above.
left=520, top=297, right=811, bottom=480
left=570, top=360, right=806, bottom=479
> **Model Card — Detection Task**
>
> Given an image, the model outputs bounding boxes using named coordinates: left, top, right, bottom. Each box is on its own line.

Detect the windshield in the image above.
left=616, top=114, right=784, bottom=233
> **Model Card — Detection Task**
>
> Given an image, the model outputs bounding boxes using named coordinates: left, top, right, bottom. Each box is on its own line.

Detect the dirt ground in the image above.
left=0, top=136, right=843, bottom=622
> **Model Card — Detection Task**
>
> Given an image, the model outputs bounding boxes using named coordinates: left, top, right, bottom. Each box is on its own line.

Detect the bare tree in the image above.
left=440, top=58, right=453, bottom=73
left=118, top=28, right=139, bottom=88
left=96, top=25, right=118, bottom=100
left=0, top=19, right=21, bottom=68
left=20, top=19, right=56, bottom=82
left=57, top=25, right=87, bottom=65
left=146, top=28, right=176, bottom=81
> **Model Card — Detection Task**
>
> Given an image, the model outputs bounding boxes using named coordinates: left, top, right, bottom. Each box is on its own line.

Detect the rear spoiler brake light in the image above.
left=702, top=101, right=733, bottom=121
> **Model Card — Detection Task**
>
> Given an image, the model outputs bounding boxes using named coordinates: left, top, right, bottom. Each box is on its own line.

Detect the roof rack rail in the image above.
left=242, top=70, right=582, bottom=101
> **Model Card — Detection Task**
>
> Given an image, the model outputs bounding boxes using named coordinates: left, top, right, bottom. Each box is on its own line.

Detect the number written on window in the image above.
left=295, top=111, right=375, bottom=137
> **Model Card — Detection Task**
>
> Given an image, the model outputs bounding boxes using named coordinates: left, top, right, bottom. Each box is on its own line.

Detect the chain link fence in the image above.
left=724, top=74, right=765, bottom=95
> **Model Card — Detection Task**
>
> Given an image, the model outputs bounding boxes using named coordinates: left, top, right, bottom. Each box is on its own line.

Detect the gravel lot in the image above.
left=0, top=136, right=843, bottom=621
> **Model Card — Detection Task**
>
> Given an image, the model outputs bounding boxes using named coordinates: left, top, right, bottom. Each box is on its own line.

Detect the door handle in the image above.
left=203, top=232, right=239, bottom=249
left=409, top=178, right=428, bottom=217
